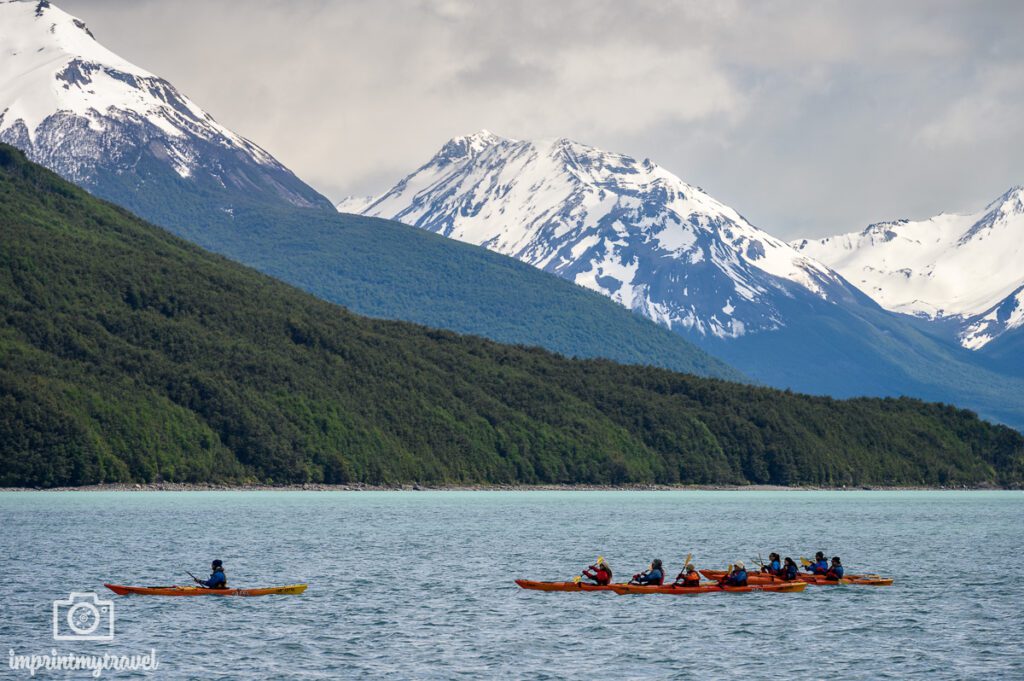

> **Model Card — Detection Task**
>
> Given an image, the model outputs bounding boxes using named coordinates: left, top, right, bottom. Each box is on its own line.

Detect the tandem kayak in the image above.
left=610, top=582, right=807, bottom=595
left=699, top=570, right=893, bottom=586
left=104, top=584, right=307, bottom=597
left=514, top=579, right=616, bottom=592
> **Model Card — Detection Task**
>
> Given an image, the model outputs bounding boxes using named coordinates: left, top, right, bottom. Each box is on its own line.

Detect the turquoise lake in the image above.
left=2, top=491, right=1022, bottom=679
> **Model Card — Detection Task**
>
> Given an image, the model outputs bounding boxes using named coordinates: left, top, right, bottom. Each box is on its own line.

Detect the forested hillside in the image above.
left=1, top=145, right=1021, bottom=488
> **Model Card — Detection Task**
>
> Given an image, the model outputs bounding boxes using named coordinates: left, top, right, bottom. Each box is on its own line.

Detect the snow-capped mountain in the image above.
left=0, top=0, right=330, bottom=211
left=345, top=130, right=857, bottom=339
left=793, top=187, right=1024, bottom=350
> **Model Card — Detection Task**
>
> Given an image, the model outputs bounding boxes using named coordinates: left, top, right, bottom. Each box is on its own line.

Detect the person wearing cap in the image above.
left=721, top=561, right=749, bottom=587
left=781, top=557, right=800, bottom=581
left=762, top=553, right=782, bottom=575
left=197, top=559, right=227, bottom=589
left=673, top=564, right=701, bottom=588
left=630, top=559, right=665, bottom=586
left=581, top=559, right=613, bottom=586
left=804, top=551, right=829, bottom=575
left=825, top=556, right=845, bottom=581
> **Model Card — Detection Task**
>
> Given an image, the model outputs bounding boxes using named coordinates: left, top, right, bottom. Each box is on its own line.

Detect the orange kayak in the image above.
left=611, top=582, right=807, bottom=595
left=514, top=579, right=616, bottom=592
left=801, top=575, right=894, bottom=586
left=699, top=570, right=893, bottom=587
left=104, top=584, right=307, bottom=597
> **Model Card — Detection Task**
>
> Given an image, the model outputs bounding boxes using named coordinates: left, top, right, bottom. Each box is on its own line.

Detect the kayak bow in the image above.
left=104, top=584, right=307, bottom=597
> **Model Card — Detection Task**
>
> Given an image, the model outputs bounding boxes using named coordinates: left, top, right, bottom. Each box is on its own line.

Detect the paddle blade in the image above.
left=800, top=557, right=811, bottom=567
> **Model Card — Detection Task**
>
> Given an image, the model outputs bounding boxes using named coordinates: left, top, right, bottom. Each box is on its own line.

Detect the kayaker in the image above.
left=630, top=559, right=664, bottom=585
left=581, top=559, right=613, bottom=586
left=781, top=557, right=799, bottom=581
left=673, top=564, right=701, bottom=588
left=761, top=553, right=782, bottom=575
left=720, top=561, right=748, bottom=587
left=825, top=556, right=845, bottom=581
left=197, top=559, right=227, bottom=589
left=804, top=551, right=829, bottom=575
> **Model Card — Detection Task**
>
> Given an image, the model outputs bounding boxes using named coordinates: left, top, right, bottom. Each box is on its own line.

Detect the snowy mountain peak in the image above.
left=0, top=0, right=328, bottom=209
left=794, top=187, right=1024, bottom=349
left=347, top=131, right=853, bottom=339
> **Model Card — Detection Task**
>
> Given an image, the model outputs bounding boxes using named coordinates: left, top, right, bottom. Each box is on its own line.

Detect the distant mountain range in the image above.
left=794, top=187, right=1024, bottom=363
left=0, top=0, right=736, bottom=382
left=1, top=1, right=1019, bottom=430
left=341, top=131, right=1024, bottom=428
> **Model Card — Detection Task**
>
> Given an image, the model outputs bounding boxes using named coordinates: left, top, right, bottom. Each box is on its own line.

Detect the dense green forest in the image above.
left=1, top=144, right=1021, bottom=488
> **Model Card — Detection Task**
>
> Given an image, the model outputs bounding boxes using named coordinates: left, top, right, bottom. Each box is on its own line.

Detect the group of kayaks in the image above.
left=517, top=556, right=893, bottom=596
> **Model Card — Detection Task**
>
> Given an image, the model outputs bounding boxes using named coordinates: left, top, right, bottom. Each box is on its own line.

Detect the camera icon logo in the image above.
left=52, top=592, right=115, bottom=641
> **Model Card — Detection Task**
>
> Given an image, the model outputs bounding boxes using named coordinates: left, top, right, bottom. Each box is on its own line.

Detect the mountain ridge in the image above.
left=343, top=130, right=1024, bottom=429
left=794, top=186, right=1024, bottom=355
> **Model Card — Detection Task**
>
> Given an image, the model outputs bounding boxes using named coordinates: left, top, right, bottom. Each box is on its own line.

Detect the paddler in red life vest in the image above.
left=581, top=558, right=613, bottom=586
left=761, top=553, right=782, bottom=575
left=673, top=564, right=701, bottom=588
left=804, top=551, right=829, bottom=575
left=824, top=556, right=845, bottom=581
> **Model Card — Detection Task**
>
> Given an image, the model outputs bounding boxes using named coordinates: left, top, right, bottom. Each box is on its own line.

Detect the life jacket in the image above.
left=593, top=568, right=611, bottom=585
left=825, top=566, right=844, bottom=581
left=812, top=560, right=828, bottom=575
left=682, top=572, right=701, bottom=587
left=782, top=564, right=798, bottom=581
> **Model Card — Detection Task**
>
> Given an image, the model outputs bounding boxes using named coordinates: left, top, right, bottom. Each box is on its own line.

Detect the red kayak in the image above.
left=699, top=570, right=893, bottom=587
left=515, top=579, right=618, bottom=592
left=611, top=582, right=807, bottom=595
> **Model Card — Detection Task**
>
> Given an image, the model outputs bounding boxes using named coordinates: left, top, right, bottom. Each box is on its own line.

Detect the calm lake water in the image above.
left=1, top=491, right=1022, bottom=679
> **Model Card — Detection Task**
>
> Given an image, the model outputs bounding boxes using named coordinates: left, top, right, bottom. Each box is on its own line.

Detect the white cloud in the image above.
left=56, top=0, right=1024, bottom=238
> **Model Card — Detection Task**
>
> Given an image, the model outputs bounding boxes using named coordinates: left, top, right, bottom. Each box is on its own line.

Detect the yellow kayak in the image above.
left=104, top=583, right=307, bottom=597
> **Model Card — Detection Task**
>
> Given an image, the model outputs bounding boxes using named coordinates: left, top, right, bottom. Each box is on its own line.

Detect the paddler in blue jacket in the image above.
left=196, top=559, right=227, bottom=588
left=781, top=557, right=799, bottom=581
left=761, top=553, right=782, bottom=575
left=720, top=561, right=748, bottom=587
left=825, top=556, right=845, bottom=581
left=630, top=559, right=664, bottom=585
left=804, top=551, right=829, bottom=575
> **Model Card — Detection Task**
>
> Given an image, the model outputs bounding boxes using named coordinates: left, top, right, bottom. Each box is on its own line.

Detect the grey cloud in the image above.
left=58, top=0, right=1024, bottom=238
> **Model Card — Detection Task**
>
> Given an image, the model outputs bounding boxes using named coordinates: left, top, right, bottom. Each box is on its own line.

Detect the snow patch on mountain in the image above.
left=0, top=0, right=326, bottom=209
left=345, top=130, right=853, bottom=339
left=794, top=186, right=1024, bottom=349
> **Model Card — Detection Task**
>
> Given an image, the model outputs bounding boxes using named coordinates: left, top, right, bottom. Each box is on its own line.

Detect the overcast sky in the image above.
left=61, top=0, right=1024, bottom=238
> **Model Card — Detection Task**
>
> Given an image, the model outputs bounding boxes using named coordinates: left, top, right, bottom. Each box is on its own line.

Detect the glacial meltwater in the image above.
left=1, top=491, right=1022, bottom=679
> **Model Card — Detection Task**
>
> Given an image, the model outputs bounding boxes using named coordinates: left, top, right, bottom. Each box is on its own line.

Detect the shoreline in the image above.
left=0, top=482, right=1013, bottom=492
